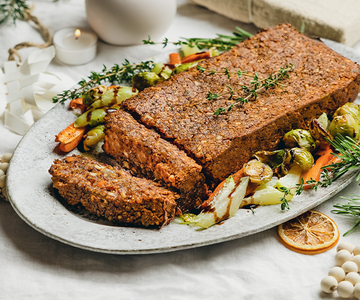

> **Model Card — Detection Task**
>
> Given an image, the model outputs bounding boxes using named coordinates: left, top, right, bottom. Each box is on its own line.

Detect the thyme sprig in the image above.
left=0, top=0, right=29, bottom=25
left=52, top=60, right=155, bottom=104
left=200, top=64, right=293, bottom=116
left=143, top=26, right=253, bottom=51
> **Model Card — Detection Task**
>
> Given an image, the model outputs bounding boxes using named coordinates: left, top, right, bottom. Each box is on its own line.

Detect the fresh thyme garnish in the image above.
left=278, top=186, right=291, bottom=210
left=199, top=64, right=293, bottom=116
left=332, top=195, right=360, bottom=236
left=52, top=60, right=155, bottom=104
left=143, top=26, right=253, bottom=51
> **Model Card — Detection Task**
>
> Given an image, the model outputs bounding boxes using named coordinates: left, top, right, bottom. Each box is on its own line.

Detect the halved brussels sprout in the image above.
left=311, top=112, right=332, bottom=145
left=253, top=149, right=285, bottom=169
left=329, top=113, right=360, bottom=140
left=333, top=102, right=360, bottom=120
left=131, top=72, right=163, bottom=91
left=283, top=129, right=316, bottom=152
left=281, top=148, right=314, bottom=174
left=243, top=159, right=273, bottom=184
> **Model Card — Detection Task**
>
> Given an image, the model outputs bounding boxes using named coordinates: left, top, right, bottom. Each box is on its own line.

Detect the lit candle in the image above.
left=53, top=28, right=98, bottom=65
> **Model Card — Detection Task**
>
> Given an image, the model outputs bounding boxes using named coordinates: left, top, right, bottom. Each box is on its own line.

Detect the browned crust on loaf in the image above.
left=49, top=155, right=178, bottom=228
left=103, top=110, right=208, bottom=212
left=123, top=23, right=360, bottom=183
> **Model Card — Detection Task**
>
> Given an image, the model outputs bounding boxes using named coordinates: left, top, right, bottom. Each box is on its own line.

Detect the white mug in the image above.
left=85, top=0, right=177, bottom=45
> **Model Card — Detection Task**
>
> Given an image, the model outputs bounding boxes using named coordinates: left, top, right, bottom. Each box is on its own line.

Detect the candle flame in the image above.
left=75, top=29, right=81, bottom=39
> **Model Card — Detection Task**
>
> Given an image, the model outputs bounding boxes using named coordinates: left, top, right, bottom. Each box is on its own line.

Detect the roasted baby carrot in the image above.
left=301, top=147, right=334, bottom=188
left=169, top=53, right=182, bottom=65
left=69, top=98, right=87, bottom=112
left=55, top=122, right=87, bottom=152
left=181, top=50, right=211, bottom=64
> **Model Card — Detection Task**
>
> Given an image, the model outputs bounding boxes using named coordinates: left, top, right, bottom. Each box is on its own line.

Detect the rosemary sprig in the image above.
left=143, top=26, right=253, bottom=51
left=202, top=64, right=293, bottom=115
left=332, top=195, right=360, bottom=236
left=0, top=0, right=29, bottom=25
left=52, top=60, right=155, bottom=104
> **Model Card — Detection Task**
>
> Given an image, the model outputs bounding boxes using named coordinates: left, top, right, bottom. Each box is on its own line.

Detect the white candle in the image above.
left=53, top=28, right=98, bottom=65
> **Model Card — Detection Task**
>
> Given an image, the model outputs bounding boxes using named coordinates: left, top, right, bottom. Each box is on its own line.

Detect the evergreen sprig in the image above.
left=143, top=26, right=253, bottom=51
left=52, top=60, right=155, bottom=104
left=0, top=0, right=29, bottom=25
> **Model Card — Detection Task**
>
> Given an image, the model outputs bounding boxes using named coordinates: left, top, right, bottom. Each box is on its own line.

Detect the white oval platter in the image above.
left=6, top=39, right=360, bottom=255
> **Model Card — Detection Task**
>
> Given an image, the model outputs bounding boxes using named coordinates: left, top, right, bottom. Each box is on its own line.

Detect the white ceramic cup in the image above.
left=85, top=0, right=177, bottom=46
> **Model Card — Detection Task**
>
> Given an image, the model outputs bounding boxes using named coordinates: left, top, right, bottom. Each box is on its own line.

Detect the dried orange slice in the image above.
left=278, top=210, right=339, bottom=254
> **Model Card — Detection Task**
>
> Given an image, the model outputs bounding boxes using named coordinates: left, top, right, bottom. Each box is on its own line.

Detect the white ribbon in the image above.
left=0, top=46, right=75, bottom=135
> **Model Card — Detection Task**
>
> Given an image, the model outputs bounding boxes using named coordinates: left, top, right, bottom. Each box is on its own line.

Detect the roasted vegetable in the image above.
left=151, top=62, right=165, bottom=75
left=329, top=113, right=360, bottom=140
left=242, top=159, right=273, bottom=184
left=172, top=62, right=198, bottom=75
left=83, top=85, right=138, bottom=108
left=283, top=129, right=316, bottom=152
left=131, top=72, right=163, bottom=91
left=311, top=112, right=332, bottom=146
left=83, top=125, right=105, bottom=151
left=183, top=176, right=249, bottom=229
left=55, top=122, right=87, bottom=152
left=282, top=148, right=314, bottom=174
left=333, top=102, right=360, bottom=120
left=253, top=149, right=285, bottom=169
left=74, top=106, right=121, bottom=128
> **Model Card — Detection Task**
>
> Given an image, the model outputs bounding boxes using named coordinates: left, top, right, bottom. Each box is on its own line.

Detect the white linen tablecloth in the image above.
left=1, top=1, right=360, bottom=299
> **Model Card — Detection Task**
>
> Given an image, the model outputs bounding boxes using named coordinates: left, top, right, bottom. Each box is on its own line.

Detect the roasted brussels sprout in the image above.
left=329, top=113, right=360, bottom=140
left=243, top=159, right=273, bottom=184
left=310, top=112, right=332, bottom=147
left=253, top=149, right=285, bottom=169
left=283, top=129, right=316, bottom=152
left=131, top=72, right=163, bottom=91
left=82, top=85, right=107, bottom=106
left=333, top=102, right=360, bottom=120
left=282, top=148, right=314, bottom=174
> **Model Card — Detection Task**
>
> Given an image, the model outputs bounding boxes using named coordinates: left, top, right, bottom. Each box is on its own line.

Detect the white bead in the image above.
left=0, top=163, right=9, bottom=173
left=354, top=245, right=360, bottom=256
left=338, top=281, right=354, bottom=298
left=337, top=242, right=354, bottom=253
left=1, top=186, right=8, bottom=201
left=342, top=261, right=359, bottom=273
left=353, top=255, right=360, bottom=269
left=354, top=282, right=360, bottom=299
left=0, top=175, right=5, bottom=189
left=1, top=153, right=12, bottom=163
left=336, top=249, right=353, bottom=266
left=321, top=276, right=338, bottom=293
left=345, top=272, right=360, bottom=285
left=328, top=266, right=346, bottom=282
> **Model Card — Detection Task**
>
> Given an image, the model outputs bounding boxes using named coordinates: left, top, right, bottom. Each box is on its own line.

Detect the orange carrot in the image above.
left=69, top=98, right=87, bottom=112
left=55, top=122, right=87, bottom=152
left=301, top=147, right=334, bottom=189
left=169, top=53, right=181, bottom=65
left=181, top=50, right=211, bottom=64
